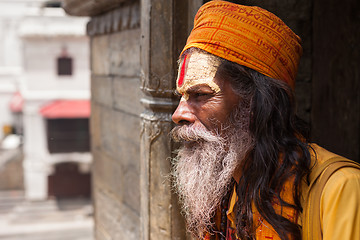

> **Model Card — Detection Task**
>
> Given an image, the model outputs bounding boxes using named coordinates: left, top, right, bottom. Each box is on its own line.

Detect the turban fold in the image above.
left=181, top=0, right=303, bottom=89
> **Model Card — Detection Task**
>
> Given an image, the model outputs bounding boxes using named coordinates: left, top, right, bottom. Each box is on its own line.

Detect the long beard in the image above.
left=171, top=105, right=253, bottom=238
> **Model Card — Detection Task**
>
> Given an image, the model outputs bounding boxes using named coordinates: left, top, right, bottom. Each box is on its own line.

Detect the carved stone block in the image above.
left=113, top=76, right=143, bottom=116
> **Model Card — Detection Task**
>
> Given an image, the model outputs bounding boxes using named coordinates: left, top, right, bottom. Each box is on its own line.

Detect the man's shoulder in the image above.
left=308, top=143, right=360, bottom=181
left=307, top=143, right=360, bottom=205
left=309, top=143, right=347, bottom=165
left=301, top=143, right=360, bottom=240
left=322, top=164, right=360, bottom=197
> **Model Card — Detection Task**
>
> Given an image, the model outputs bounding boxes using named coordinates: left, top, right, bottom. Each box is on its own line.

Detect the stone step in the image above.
left=0, top=191, right=24, bottom=200
left=0, top=222, right=93, bottom=240
left=0, top=191, right=25, bottom=214
left=0, top=192, right=93, bottom=240
left=4, top=198, right=92, bottom=225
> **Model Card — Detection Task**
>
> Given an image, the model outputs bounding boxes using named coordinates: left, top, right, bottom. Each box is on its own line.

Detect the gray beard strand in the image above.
left=171, top=117, right=253, bottom=237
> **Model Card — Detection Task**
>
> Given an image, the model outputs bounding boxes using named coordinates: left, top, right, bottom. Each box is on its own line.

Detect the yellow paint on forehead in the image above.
left=176, top=51, right=221, bottom=100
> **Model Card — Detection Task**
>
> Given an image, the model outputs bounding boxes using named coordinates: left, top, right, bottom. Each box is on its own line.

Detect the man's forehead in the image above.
left=176, top=51, right=222, bottom=94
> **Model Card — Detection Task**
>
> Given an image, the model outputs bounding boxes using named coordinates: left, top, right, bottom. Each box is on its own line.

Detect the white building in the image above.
left=0, top=0, right=30, bottom=139
left=0, top=0, right=91, bottom=200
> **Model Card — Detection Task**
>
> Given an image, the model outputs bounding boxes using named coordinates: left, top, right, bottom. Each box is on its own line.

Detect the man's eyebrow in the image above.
left=186, top=84, right=214, bottom=92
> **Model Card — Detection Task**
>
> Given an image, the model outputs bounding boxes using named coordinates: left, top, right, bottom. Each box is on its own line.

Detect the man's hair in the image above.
left=216, top=59, right=312, bottom=240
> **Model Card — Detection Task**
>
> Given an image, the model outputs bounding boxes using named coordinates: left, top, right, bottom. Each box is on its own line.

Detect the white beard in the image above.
left=171, top=105, right=253, bottom=237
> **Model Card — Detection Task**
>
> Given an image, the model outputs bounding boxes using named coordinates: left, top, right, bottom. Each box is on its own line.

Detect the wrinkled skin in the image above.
left=172, top=55, right=240, bottom=134
left=171, top=51, right=252, bottom=237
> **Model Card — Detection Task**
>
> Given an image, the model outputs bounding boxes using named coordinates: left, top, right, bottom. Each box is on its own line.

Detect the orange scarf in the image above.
left=181, top=1, right=302, bottom=89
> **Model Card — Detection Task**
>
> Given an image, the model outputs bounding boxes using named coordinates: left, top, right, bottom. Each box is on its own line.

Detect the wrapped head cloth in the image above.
left=181, top=0, right=303, bottom=89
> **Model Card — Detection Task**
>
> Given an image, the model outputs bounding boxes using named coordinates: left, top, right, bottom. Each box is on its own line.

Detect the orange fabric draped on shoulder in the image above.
left=181, top=0, right=303, bottom=89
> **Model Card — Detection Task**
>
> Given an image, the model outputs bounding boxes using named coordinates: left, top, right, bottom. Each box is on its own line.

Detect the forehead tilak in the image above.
left=176, top=52, right=222, bottom=97
left=177, top=54, right=188, bottom=88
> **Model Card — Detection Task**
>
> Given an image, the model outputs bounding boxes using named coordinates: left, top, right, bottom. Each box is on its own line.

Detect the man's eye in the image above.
left=195, top=92, right=208, bottom=97
left=191, top=92, right=213, bottom=99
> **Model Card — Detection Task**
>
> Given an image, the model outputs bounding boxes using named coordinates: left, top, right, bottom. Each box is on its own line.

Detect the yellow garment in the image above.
left=181, top=0, right=303, bottom=89
left=302, top=144, right=360, bottom=240
left=217, top=144, right=360, bottom=240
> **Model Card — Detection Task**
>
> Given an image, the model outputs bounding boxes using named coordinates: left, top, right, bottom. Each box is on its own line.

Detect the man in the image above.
left=171, top=1, right=360, bottom=240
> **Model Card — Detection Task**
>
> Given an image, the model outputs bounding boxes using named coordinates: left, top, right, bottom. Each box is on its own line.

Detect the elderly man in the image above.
left=170, top=1, right=360, bottom=240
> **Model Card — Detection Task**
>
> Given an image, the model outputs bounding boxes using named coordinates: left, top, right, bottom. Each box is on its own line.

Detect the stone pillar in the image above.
left=64, top=1, right=143, bottom=239
left=188, top=0, right=204, bottom=33
left=140, top=0, right=195, bottom=239
left=23, top=102, right=49, bottom=200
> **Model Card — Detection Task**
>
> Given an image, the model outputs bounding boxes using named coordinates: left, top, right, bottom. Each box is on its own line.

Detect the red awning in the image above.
left=9, top=91, right=23, bottom=113
left=40, top=100, right=90, bottom=119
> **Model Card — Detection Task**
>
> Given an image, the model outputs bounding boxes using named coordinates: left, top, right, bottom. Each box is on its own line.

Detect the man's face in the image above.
left=172, top=51, right=240, bottom=133
left=171, top=51, right=253, bottom=237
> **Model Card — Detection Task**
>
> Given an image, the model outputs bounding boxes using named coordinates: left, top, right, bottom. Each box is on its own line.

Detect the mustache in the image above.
left=171, top=124, right=220, bottom=143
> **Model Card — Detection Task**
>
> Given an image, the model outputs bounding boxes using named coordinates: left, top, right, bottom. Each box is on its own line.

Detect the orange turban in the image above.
left=181, top=0, right=303, bottom=89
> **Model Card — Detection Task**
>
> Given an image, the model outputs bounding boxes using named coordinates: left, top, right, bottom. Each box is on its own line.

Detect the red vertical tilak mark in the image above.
left=178, top=55, right=188, bottom=87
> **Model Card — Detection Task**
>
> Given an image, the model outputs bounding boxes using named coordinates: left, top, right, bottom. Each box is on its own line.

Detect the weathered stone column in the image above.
left=139, top=0, right=195, bottom=239
left=63, top=0, right=204, bottom=239
left=64, top=1, right=143, bottom=239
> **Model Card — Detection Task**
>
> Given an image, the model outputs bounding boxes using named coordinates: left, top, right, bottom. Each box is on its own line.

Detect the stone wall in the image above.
left=89, top=1, right=142, bottom=239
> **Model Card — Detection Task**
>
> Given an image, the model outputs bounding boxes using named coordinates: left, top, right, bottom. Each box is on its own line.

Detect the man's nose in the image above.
left=172, top=99, right=195, bottom=125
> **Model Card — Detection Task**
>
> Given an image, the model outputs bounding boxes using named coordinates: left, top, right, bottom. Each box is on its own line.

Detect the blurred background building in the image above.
left=0, top=1, right=93, bottom=239
left=0, top=0, right=91, bottom=200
